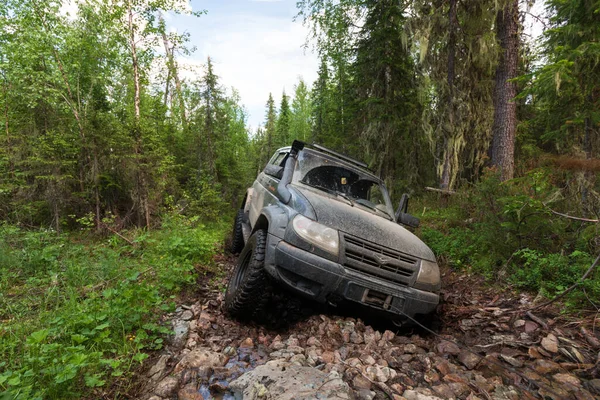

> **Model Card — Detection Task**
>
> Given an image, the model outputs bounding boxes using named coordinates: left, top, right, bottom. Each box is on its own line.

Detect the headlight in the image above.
left=292, top=215, right=340, bottom=256
left=415, top=259, right=441, bottom=292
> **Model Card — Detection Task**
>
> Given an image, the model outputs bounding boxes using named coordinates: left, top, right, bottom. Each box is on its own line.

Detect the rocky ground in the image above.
left=135, top=254, right=600, bottom=400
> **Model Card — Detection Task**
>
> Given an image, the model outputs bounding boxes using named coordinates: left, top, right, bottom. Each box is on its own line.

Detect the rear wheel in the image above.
left=224, top=229, right=271, bottom=319
left=230, top=209, right=245, bottom=254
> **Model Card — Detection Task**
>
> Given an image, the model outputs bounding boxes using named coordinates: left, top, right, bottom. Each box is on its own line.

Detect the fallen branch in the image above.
left=100, top=222, right=136, bottom=246
left=425, top=186, right=456, bottom=195
left=547, top=208, right=599, bottom=223
left=526, top=311, right=549, bottom=330
left=527, top=252, right=600, bottom=312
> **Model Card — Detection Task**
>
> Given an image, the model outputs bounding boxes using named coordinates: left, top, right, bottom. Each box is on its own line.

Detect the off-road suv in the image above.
left=225, top=141, right=440, bottom=325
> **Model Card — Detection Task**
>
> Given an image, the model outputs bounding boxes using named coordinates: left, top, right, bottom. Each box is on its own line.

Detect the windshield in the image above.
left=292, top=150, right=395, bottom=219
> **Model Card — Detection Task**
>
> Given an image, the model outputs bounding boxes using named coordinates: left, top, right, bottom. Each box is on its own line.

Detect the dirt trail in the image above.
left=137, top=254, right=600, bottom=400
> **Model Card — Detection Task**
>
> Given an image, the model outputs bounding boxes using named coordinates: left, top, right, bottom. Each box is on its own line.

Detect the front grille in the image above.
left=343, top=234, right=418, bottom=285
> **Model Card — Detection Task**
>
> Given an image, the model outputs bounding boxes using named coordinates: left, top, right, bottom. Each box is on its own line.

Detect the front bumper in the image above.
left=272, top=240, right=439, bottom=319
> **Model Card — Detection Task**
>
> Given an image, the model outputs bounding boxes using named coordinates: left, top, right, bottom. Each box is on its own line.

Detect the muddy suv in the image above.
left=225, top=141, right=440, bottom=325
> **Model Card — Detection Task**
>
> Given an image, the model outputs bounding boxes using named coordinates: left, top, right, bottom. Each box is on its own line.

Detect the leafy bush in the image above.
left=417, top=168, right=598, bottom=304
left=0, top=217, right=225, bottom=399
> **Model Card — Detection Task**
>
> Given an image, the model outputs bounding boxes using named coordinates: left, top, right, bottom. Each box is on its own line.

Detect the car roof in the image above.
left=274, top=145, right=382, bottom=183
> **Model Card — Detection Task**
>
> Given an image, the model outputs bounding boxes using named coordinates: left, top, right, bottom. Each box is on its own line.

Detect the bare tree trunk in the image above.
left=440, top=0, right=457, bottom=190
left=128, top=0, right=150, bottom=229
left=491, top=0, right=519, bottom=181
left=160, top=15, right=188, bottom=128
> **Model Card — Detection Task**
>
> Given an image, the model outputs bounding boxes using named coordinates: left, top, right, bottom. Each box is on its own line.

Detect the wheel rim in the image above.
left=231, top=249, right=252, bottom=291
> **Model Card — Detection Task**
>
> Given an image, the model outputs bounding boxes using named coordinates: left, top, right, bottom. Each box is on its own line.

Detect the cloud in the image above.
left=171, top=11, right=318, bottom=129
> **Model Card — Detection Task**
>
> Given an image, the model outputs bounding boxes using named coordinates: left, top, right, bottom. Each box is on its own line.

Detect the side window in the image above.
left=270, top=152, right=288, bottom=167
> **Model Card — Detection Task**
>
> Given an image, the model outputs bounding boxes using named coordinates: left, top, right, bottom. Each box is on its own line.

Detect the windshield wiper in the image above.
left=335, top=191, right=354, bottom=206
left=355, top=199, right=392, bottom=219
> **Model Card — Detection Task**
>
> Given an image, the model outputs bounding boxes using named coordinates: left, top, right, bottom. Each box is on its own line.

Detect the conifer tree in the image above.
left=276, top=91, right=291, bottom=146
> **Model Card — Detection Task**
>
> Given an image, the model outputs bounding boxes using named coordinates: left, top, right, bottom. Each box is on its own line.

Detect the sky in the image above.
left=166, top=0, right=319, bottom=130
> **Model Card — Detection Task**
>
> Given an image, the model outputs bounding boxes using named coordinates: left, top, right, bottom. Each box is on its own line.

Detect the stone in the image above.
left=458, top=350, right=481, bottom=370
left=147, top=355, right=170, bottom=382
left=172, top=320, right=189, bottom=348
left=321, top=351, right=335, bottom=364
left=356, top=389, right=376, bottom=400
left=404, top=344, right=418, bottom=354
left=524, top=321, right=538, bottom=333
left=181, top=310, right=194, bottom=321
left=290, top=354, right=307, bottom=365
left=307, top=336, right=322, bottom=347
left=178, top=383, right=204, bottom=400
left=541, top=334, right=559, bottom=353
left=513, top=320, right=525, bottom=328
left=174, top=348, right=228, bottom=373
left=500, top=354, right=523, bottom=368
left=533, top=359, right=561, bottom=374
left=360, top=354, right=377, bottom=365
left=584, top=379, right=600, bottom=395
left=432, top=384, right=455, bottom=399
left=553, top=373, right=580, bottom=387
left=390, top=383, right=404, bottom=395
left=435, top=360, right=452, bottom=376
left=287, top=345, right=304, bottom=354
left=383, top=330, right=395, bottom=342
left=351, top=331, right=364, bottom=344
left=403, top=389, right=444, bottom=400
left=353, top=374, right=373, bottom=390
left=229, top=361, right=353, bottom=400
left=154, top=375, right=179, bottom=398
left=239, top=337, right=254, bottom=349
left=437, top=340, right=460, bottom=356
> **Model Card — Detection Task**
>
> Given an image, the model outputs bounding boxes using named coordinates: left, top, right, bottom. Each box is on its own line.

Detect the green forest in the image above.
left=1, top=0, right=599, bottom=398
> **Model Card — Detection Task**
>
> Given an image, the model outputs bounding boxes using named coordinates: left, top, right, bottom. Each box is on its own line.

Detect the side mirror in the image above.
left=264, top=164, right=284, bottom=179
left=395, top=193, right=420, bottom=229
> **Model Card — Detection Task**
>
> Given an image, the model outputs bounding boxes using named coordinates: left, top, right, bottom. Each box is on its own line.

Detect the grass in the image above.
left=0, top=214, right=228, bottom=399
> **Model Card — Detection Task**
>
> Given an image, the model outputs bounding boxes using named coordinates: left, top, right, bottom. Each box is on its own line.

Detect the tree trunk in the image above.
left=160, top=15, right=188, bottom=128
left=490, top=0, right=519, bottom=181
left=128, top=1, right=141, bottom=122
left=440, top=0, right=457, bottom=190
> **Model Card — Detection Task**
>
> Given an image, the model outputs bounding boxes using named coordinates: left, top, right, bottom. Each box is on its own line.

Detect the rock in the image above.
left=553, top=373, right=580, bottom=387
left=584, top=379, right=600, bottom=395
left=172, top=320, right=189, bottom=348
left=239, top=337, right=254, bottom=349
left=500, top=354, right=523, bottom=367
left=321, top=351, right=335, bottom=364
left=351, top=331, right=364, bottom=344
left=383, top=330, right=395, bottom=342
left=223, top=346, right=237, bottom=357
left=437, top=340, right=460, bottom=355
left=365, top=365, right=396, bottom=383
left=424, top=370, right=440, bottom=384
left=181, top=310, right=194, bottom=321
left=432, top=384, right=455, bottom=399
left=528, top=347, right=543, bottom=359
left=458, top=350, right=481, bottom=370
left=307, top=336, right=322, bottom=347
left=524, top=321, right=538, bottom=333
left=390, top=383, right=404, bottom=395
left=360, top=354, right=377, bottom=365
left=513, top=320, right=525, bottom=328
left=230, top=361, right=353, bottom=400
left=353, top=375, right=373, bottom=390
left=541, top=334, right=559, bottom=353
left=356, top=389, right=376, bottom=400
left=154, top=375, right=179, bottom=398
left=448, top=382, right=470, bottom=398
left=174, top=348, right=228, bottom=373
left=287, top=345, right=304, bottom=354
left=533, top=359, right=561, bottom=374
left=404, top=344, right=418, bottom=354
left=403, top=389, right=444, bottom=400
left=147, top=355, right=170, bottom=382
left=147, top=396, right=162, bottom=400
left=290, top=354, right=307, bottom=365
left=178, top=383, right=204, bottom=400
left=435, top=360, right=452, bottom=375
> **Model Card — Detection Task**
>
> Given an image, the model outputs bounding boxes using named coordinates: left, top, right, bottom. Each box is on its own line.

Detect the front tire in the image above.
left=224, top=229, right=271, bottom=319
left=231, top=209, right=245, bottom=254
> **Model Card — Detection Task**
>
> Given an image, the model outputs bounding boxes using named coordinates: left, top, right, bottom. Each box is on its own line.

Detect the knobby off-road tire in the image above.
left=224, top=229, right=272, bottom=319
left=231, top=209, right=245, bottom=254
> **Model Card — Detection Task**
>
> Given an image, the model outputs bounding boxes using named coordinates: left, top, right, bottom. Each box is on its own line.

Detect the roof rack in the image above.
left=309, top=143, right=370, bottom=170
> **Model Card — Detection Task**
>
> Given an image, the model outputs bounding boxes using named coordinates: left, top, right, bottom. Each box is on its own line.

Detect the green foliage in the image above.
left=0, top=219, right=224, bottom=399
left=418, top=168, right=599, bottom=306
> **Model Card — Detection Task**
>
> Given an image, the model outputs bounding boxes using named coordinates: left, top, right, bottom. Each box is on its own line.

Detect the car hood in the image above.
left=293, top=185, right=436, bottom=262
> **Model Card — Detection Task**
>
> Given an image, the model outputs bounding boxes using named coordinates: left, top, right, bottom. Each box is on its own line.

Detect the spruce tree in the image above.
left=276, top=91, right=291, bottom=146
